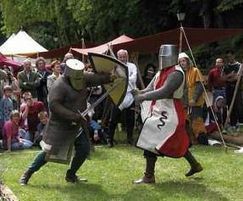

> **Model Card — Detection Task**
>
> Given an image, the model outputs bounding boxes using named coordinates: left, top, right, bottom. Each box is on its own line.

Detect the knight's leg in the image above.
left=184, top=150, right=203, bottom=177
left=133, top=150, right=157, bottom=184
left=66, top=131, right=90, bottom=183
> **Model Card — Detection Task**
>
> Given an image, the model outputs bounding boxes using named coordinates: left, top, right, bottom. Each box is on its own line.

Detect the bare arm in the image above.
left=20, top=104, right=29, bottom=120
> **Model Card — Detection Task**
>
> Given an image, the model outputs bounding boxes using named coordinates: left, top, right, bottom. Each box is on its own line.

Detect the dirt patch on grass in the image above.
left=0, top=182, right=19, bottom=201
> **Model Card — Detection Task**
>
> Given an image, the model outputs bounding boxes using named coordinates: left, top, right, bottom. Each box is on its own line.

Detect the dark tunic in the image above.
left=42, top=73, right=110, bottom=163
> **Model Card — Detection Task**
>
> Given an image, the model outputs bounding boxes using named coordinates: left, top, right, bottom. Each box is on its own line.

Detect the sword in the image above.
left=78, top=78, right=124, bottom=118
left=75, top=79, right=124, bottom=138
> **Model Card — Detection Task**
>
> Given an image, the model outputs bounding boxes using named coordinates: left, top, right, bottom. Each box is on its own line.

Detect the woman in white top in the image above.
left=47, top=60, right=61, bottom=92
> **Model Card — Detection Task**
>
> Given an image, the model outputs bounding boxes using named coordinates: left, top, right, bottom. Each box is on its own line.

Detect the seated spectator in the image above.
left=204, top=96, right=227, bottom=134
left=88, top=119, right=108, bottom=145
left=19, top=128, right=31, bottom=141
left=2, top=110, right=33, bottom=152
left=213, top=96, right=227, bottom=127
left=0, top=86, right=14, bottom=139
left=87, top=103, right=107, bottom=144
left=20, top=92, right=45, bottom=141
left=34, top=111, right=48, bottom=146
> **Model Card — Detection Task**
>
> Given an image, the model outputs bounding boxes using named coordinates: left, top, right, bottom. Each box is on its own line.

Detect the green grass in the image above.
left=1, top=144, right=243, bottom=201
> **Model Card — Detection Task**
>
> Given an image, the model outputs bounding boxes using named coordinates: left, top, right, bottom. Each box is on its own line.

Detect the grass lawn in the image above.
left=1, top=143, right=243, bottom=201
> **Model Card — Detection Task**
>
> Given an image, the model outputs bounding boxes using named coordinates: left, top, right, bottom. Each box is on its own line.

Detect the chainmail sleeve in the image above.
left=142, top=71, right=183, bottom=100
left=193, top=82, right=204, bottom=102
left=48, top=79, right=80, bottom=121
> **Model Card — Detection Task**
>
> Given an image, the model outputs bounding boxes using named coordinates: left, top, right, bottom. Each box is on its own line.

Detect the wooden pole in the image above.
left=179, top=26, right=183, bottom=53
left=130, top=52, right=145, bottom=89
left=181, top=27, right=227, bottom=149
left=81, top=37, right=85, bottom=62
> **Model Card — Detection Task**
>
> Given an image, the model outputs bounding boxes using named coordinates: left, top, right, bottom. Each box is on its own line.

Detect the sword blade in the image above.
left=79, top=79, right=124, bottom=117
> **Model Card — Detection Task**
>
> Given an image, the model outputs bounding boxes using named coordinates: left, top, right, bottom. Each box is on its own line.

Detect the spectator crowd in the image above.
left=1, top=49, right=243, bottom=153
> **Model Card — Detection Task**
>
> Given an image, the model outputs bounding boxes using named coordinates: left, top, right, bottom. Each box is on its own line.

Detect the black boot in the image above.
left=133, top=156, right=157, bottom=184
left=184, top=150, right=203, bottom=177
left=19, top=170, right=34, bottom=185
left=65, top=169, right=87, bottom=183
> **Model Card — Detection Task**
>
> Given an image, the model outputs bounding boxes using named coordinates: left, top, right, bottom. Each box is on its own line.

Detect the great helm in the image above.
left=64, top=59, right=85, bottom=90
left=158, top=44, right=178, bottom=70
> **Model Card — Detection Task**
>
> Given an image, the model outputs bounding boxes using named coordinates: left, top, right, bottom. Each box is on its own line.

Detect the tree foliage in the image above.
left=0, top=0, right=181, bottom=47
left=1, top=0, right=243, bottom=49
left=217, top=0, right=243, bottom=11
left=0, top=10, right=5, bottom=44
left=0, top=0, right=82, bottom=48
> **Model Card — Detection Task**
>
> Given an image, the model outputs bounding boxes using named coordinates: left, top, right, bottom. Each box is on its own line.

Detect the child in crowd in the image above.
left=87, top=103, right=107, bottom=144
left=204, top=96, right=227, bottom=134
left=0, top=86, right=14, bottom=139
left=20, top=92, right=45, bottom=141
left=34, top=111, right=48, bottom=146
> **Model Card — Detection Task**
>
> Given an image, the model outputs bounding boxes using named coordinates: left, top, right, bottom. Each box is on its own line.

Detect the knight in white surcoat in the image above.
left=133, top=44, right=203, bottom=184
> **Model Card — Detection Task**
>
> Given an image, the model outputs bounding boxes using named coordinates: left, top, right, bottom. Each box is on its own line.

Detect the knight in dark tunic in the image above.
left=20, top=59, right=115, bottom=185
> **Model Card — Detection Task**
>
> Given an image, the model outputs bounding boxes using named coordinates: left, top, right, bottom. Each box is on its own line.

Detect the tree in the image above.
left=1, top=0, right=243, bottom=50
left=0, top=0, right=83, bottom=48
left=0, top=0, right=183, bottom=47
left=0, top=10, right=6, bottom=44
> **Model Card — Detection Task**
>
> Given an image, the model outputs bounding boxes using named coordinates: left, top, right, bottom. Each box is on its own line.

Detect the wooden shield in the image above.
left=88, top=53, right=128, bottom=106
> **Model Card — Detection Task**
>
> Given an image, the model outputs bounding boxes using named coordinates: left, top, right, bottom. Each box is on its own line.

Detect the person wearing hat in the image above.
left=133, top=45, right=202, bottom=184
left=19, top=58, right=116, bottom=185
left=178, top=52, right=208, bottom=145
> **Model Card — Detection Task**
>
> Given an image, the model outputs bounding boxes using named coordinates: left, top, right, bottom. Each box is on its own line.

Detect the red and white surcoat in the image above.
left=137, top=65, right=189, bottom=158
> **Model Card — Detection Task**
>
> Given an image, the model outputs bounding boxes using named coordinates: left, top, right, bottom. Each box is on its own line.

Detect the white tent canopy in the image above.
left=0, top=30, right=47, bottom=55
left=0, top=33, right=16, bottom=52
